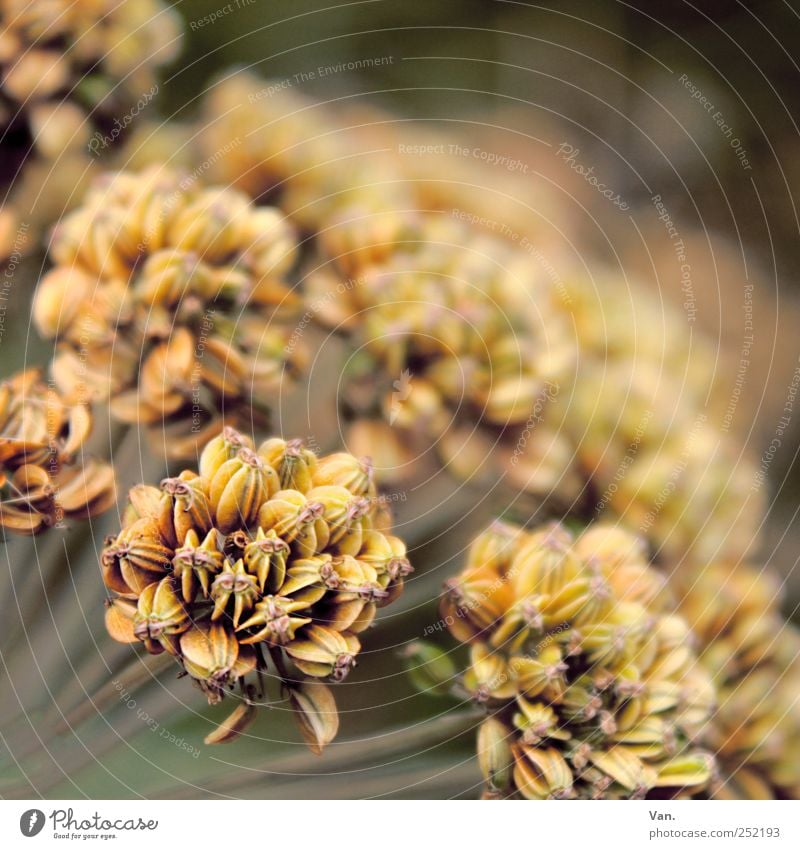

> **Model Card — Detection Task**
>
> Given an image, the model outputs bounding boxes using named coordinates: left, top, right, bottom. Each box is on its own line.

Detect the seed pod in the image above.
left=172, top=528, right=225, bottom=603
left=478, top=717, right=515, bottom=792
left=243, top=527, right=290, bottom=592
left=316, top=555, right=386, bottom=633
left=102, top=518, right=171, bottom=596
left=259, top=438, right=317, bottom=491
left=307, top=485, right=371, bottom=550
left=286, top=681, right=340, bottom=755
left=258, top=490, right=329, bottom=557
left=160, top=472, right=213, bottom=545
left=464, top=643, right=516, bottom=702
left=210, top=448, right=278, bottom=532
left=180, top=622, right=256, bottom=688
left=311, top=452, right=375, bottom=498
left=200, top=427, right=254, bottom=480
left=133, top=577, right=190, bottom=655
left=285, top=625, right=360, bottom=681
left=204, top=698, right=258, bottom=745
left=237, top=595, right=312, bottom=646
left=589, top=747, right=656, bottom=796
left=210, top=559, right=261, bottom=628
left=105, top=598, right=138, bottom=644
left=513, top=746, right=575, bottom=800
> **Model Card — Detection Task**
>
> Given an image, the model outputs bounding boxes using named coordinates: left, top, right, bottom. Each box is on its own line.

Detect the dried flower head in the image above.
left=0, top=368, right=115, bottom=534
left=555, top=272, right=765, bottom=565
left=102, top=427, right=411, bottom=751
left=677, top=564, right=800, bottom=799
left=33, top=167, right=303, bottom=458
left=0, top=0, right=180, bottom=161
left=443, top=520, right=716, bottom=799
left=195, top=72, right=763, bottom=566
left=307, top=214, right=575, bottom=488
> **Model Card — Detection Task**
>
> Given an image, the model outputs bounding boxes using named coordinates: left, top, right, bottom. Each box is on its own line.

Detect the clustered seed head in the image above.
left=676, top=564, right=800, bottom=799
left=554, top=274, right=763, bottom=565
left=33, top=167, right=304, bottom=458
left=195, top=72, right=760, bottom=565
left=0, top=369, right=115, bottom=534
left=103, top=427, right=411, bottom=744
left=308, top=214, right=576, bottom=489
left=443, top=521, right=716, bottom=799
left=0, top=0, right=181, bottom=160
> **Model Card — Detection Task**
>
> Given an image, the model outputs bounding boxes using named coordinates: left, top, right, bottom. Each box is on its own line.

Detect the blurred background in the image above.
left=2, top=0, right=800, bottom=798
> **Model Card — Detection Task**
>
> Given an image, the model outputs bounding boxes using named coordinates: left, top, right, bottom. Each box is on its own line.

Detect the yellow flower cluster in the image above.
left=443, top=522, right=715, bottom=799
left=103, top=427, right=411, bottom=749
left=33, top=167, right=303, bottom=458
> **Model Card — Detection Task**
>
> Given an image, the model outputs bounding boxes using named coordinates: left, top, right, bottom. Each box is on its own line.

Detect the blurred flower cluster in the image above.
left=196, top=70, right=762, bottom=567
left=0, top=0, right=181, bottom=256
left=33, top=167, right=302, bottom=458
left=0, top=368, right=114, bottom=534
left=677, top=565, right=800, bottom=798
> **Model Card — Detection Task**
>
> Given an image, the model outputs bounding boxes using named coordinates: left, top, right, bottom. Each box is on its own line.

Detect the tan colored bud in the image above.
left=285, top=624, right=360, bottom=681
left=180, top=622, right=256, bottom=690
left=236, top=594, right=312, bottom=646
left=102, top=518, right=171, bottom=595
left=172, top=528, right=225, bottom=603
left=510, top=645, right=567, bottom=701
left=134, top=577, right=190, bottom=654
left=33, top=267, right=96, bottom=339
left=464, top=643, right=516, bottom=703
left=513, top=746, right=575, bottom=800
left=259, top=438, right=317, bottom=491
left=589, top=747, right=656, bottom=796
left=160, top=472, right=213, bottom=545
left=307, top=485, right=371, bottom=547
left=477, top=717, right=514, bottom=792
left=287, top=681, right=340, bottom=755
left=311, top=451, right=375, bottom=498
left=204, top=698, right=258, bottom=745
left=199, top=427, right=254, bottom=480
left=210, top=448, right=278, bottom=533
left=243, top=527, right=290, bottom=592
left=210, top=559, right=261, bottom=628
left=257, top=489, right=330, bottom=557
left=104, top=598, right=138, bottom=644
left=511, top=524, right=580, bottom=599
